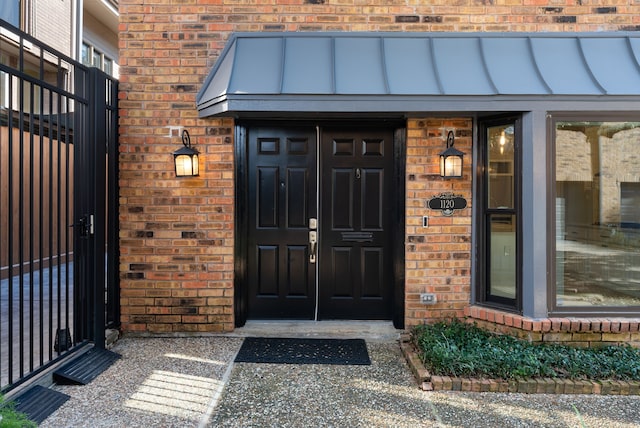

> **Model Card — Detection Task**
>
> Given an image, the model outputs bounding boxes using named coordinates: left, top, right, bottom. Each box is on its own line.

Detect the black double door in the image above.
left=245, top=125, right=396, bottom=320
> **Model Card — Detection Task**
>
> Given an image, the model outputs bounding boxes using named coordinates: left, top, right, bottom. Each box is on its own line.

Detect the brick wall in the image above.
left=405, top=119, right=472, bottom=328
left=118, top=0, right=640, bottom=333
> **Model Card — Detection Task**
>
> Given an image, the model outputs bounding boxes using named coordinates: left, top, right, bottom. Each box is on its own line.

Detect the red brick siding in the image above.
left=118, top=0, right=639, bottom=333
left=405, top=119, right=472, bottom=328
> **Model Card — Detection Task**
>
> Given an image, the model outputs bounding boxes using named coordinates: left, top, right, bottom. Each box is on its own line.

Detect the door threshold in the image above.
left=232, top=320, right=400, bottom=342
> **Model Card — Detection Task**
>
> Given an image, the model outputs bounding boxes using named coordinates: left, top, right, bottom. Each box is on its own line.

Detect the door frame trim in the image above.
left=234, top=121, right=405, bottom=329
left=234, top=125, right=249, bottom=326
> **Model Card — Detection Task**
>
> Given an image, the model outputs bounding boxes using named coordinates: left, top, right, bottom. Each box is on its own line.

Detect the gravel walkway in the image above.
left=40, top=336, right=640, bottom=428
left=41, top=337, right=243, bottom=428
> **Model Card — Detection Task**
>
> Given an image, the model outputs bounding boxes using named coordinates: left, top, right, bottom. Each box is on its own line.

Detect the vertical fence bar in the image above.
left=18, top=58, right=25, bottom=380
left=19, top=29, right=29, bottom=380
left=47, top=90, right=54, bottom=363
left=64, top=95, right=71, bottom=343
left=8, top=72, right=15, bottom=386
left=106, top=76, right=119, bottom=328
left=89, top=68, right=106, bottom=349
left=38, top=85, right=45, bottom=368
left=28, top=80, right=35, bottom=373
left=73, top=69, right=87, bottom=345
left=37, top=50, right=44, bottom=369
left=55, top=90, right=62, bottom=355
left=0, top=73, right=4, bottom=387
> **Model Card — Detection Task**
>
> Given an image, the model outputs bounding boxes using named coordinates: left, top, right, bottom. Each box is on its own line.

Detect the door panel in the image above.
left=287, top=246, right=310, bottom=295
left=331, top=247, right=353, bottom=297
left=331, top=169, right=355, bottom=229
left=257, top=245, right=279, bottom=295
left=247, top=127, right=317, bottom=319
left=362, top=247, right=384, bottom=297
left=246, top=126, right=395, bottom=320
left=319, top=129, right=394, bottom=319
left=257, top=168, right=278, bottom=227
left=287, top=169, right=309, bottom=228
left=362, top=169, right=384, bottom=229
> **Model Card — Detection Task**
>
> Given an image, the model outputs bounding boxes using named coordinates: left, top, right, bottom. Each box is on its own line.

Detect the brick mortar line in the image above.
left=399, top=334, right=640, bottom=395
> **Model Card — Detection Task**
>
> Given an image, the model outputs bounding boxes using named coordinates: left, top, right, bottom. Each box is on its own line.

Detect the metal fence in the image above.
left=0, top=20, right=119, bottom=391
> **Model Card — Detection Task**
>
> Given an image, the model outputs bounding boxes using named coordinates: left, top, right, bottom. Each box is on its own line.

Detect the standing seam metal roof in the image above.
left=196, top=32, right=640, bottom=117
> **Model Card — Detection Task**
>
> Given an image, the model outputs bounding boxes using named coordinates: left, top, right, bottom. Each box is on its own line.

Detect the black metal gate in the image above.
left=0, top=20, right=119, bottom=391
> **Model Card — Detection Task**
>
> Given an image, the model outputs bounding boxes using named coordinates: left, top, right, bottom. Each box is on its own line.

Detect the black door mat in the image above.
left=11, top=385, right=70, bottom=424
left=53, top=347, right=121, bottom=385
left=235, top=337, right=371, bottom=365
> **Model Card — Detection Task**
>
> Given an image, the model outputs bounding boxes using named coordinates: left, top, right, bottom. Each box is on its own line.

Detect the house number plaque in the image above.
left=428, top=193, right=467, bottom=216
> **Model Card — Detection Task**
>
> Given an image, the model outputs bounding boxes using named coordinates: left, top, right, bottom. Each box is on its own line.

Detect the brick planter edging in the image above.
left=464, top=306, right=640, bottom=348
left=400, top=334, right=640, bottom=394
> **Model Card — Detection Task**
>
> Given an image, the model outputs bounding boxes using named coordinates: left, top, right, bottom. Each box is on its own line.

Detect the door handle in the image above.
left=309, top=231, right=317, bottom=263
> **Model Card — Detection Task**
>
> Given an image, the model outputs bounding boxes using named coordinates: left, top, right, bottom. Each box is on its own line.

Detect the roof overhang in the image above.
left=197, top=32, right=640, bottom=118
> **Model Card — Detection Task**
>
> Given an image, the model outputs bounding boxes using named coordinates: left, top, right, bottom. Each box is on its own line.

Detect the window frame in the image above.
left=476, top=115, right=523, bottom=313
left=548, top=112, right=640, bottom=316
left=81, top=42, right=114, bottom=76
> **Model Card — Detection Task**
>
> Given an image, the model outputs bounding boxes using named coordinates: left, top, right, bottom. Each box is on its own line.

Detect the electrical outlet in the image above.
left=420, top=293, right=437, bottom=304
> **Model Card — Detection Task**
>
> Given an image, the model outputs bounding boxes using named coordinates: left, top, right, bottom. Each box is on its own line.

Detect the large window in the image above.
left=554, top=120, right=640, bottom=310
left=0, top=0, right=21, bottom=28
left=478, top=117, right=521, bottom=311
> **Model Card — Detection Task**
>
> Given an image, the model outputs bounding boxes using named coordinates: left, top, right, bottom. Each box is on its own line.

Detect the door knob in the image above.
left=309, top=231, right=317, bottom=263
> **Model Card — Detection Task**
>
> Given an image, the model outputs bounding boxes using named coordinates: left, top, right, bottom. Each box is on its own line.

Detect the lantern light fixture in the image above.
left=439, top=130, right=464, bottom=178
left=173, top=130, right=199, bottom=177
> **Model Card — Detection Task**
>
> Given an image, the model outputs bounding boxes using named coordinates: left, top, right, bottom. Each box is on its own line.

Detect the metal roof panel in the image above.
left=282, top=37, right=334, bottom=94
left=229, top=37, right=283, bottom=94
left=481, top=38, right=551, bottom=95
left=334, top=37, right=387, bottom=94
left=630, top=38, right=640, bottom=66
left=431, top=38, right=496, bottom=95
left=580, top=37, right=640, bottom=95
left=196, top=32, right=640, bottom=117
left=383, top=38, right=441, bottom=94
left=197, top=38, right=236, bottom=105
left=530, top=37, right=603, bottom=95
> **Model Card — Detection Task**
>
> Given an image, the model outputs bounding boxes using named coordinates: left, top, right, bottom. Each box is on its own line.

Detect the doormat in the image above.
left=53, top=347, right=121, bottom=385
left=11, top=385, right=70, bottom=424
left=235, top=337, right=371, bottom=365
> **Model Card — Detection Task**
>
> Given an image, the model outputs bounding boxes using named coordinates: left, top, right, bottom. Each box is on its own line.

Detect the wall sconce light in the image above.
left=439, top=130, right=464, bottom=178
left=173, top=130, right=199, bottom=177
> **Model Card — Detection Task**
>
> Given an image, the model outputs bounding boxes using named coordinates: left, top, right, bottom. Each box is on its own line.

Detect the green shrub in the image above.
left=0, top=395, right=37, bottom=428
left=411, top=319, right=640, bottom=380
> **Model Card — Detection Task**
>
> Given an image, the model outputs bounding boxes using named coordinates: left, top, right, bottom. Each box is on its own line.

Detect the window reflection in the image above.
left=488, top=125, right=514, bottom=209
left=0, top=1, right=20, bottom=28
left=555, top=121, right=640, bottom=307
left=484, top=122, right=517, bottom=306
left=490, top=214, right=516, bottom=299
